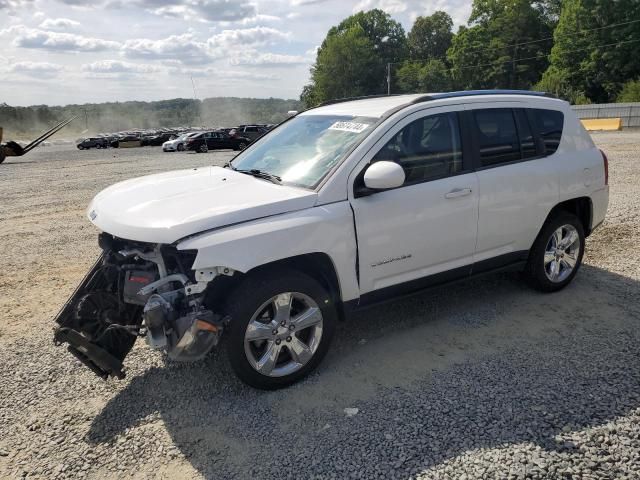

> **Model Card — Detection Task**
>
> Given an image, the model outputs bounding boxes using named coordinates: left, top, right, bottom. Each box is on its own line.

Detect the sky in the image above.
left=0, top=0, right=472, bottom=106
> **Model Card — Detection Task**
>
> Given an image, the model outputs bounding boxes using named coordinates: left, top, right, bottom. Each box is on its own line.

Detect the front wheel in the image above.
left=199, top=143, right=208, bottom=153
left=238, top=142, right=247, bottom=150
left=524, top=212, right=585, bottom=292
left=177, top=143, right=184, bottom=151
left=225, top=269, right=336, bottom=389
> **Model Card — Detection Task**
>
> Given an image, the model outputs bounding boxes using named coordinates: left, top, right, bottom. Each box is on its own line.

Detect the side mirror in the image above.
left=363, top=161, right=405, bottom=190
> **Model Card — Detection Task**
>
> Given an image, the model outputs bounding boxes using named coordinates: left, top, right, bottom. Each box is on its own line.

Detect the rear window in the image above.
left=473, top=109, right=521, bottom=167
left=531, top=109, right=564, bottom=155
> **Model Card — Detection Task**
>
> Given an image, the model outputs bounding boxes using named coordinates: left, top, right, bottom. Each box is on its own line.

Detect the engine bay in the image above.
left=53, top=233, right=225, bottom=379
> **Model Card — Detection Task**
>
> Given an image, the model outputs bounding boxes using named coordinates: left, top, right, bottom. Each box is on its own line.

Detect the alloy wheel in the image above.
left=243, top=292, right=323, bottom=377
left=544, top=224, right=581, bottom=283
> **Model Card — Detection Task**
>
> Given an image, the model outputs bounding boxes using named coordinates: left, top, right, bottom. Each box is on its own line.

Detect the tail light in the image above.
left=599, top=149, right=609, bottom=186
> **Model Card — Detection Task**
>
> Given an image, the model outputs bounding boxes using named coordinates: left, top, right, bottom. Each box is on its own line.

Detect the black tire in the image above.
left=77, top=145, right=84, bottom=150
left=238, top=142, right=247, bottom=150
left=523, top=212, right=585, bottom=292
left=199, top=143, right=208, bottom=153
left=225, top=268, right=337, bottom=390
left=177, top=143, right=184, bottom=152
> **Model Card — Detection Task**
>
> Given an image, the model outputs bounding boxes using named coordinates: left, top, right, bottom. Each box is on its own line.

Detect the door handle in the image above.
left=444, top=188, right=472, bottom=199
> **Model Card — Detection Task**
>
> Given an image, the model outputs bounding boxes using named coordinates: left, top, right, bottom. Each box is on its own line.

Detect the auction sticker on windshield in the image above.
left=328, top=121, right=370, bottom=133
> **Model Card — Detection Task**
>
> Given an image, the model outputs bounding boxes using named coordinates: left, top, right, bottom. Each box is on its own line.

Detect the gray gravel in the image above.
left=1, top=134, right=639, bottom=479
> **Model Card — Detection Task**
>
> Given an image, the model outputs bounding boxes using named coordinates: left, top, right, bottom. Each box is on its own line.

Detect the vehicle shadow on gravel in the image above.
left=87, top=265, right=640, bottom=479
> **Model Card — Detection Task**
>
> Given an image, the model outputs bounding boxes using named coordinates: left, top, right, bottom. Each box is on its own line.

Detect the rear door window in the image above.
left=531, top=109, right=564, bottom=155
left=472, top=109, right=521, bottom=167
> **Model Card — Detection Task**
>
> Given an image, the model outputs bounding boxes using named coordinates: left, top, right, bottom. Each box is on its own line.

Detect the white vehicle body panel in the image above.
left=554, top=106, right=609, bottom=226
left=177, top=202, right=360, bottom=301
left=346, top=104, right=479, bottom=294
left=88, top=166, right=317, bottom=244
left=468, top=101, right=560, bottom=261
left=85, top=92, right=609, bottom=306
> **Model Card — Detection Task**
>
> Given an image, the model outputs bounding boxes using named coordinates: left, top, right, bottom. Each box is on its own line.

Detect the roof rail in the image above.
left=426, top=90, right=557, bottom=100
left=317, top=93, right=404, bottom=107
left=315, top=89, right=555, bottom=109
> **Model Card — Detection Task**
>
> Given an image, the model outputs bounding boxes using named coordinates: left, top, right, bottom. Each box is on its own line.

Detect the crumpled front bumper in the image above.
left=53, top=254, right=141, bottom=379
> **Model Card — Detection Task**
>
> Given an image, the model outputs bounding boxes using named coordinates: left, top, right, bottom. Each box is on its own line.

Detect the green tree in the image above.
left=306, top=24, right=378, bottom=103
left=538, top=0, right=640, bottom=103
left=302, top=9, right=407, bottom=106
left=408, top=11, right=454, bottom=61
left=396, top=59, right=452, bottom=93
left=617, top=80, right=640, bottom=102
left=448, top=0, right=553, bottom=90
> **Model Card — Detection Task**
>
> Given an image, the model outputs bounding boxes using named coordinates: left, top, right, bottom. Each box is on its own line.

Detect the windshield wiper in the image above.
left=233, top=168, right=282, bottom=185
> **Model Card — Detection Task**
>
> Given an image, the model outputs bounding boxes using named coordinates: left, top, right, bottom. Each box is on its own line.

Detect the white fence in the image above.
left=572, top=103, right=640, bottom=128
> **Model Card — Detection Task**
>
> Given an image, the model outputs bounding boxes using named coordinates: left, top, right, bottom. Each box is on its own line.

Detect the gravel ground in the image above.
left=0, top=134, right=639, bottom=480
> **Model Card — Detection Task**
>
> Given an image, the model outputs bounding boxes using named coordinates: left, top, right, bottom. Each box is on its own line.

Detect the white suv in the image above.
left=54, top=90, right=609, bottom=389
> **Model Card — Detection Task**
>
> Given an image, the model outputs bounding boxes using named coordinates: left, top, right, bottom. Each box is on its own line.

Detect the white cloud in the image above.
left=0, top=0, right=34, bottom=11
left=3, top=25, right=120, bottom=52
left=122, top=34, right=214, bottom=64
left=169, top=66, right=278, bottom=81
left=39, top=18, right=81, bottom=30
left=230, top=52, right=308, bottom=66
left=208, top=26, right=291, bottom=50
left=232, top=13, right=282, bottom=26
left=110, top=0, right=257, bottom=23
left=82, top=59, right=161, bottom=75
left=290, top=0, right=330, bottom=5
left=7, top=60, right=63, bottom=78
left=353, top=0, right=407, bottom=14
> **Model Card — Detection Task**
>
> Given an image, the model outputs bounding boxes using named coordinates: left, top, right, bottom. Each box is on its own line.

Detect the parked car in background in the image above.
left=143, top=133, right=177, bottom=147
left=186, top=130, right=251, bottom=153
left=77, top=137, right=109, bottom=150
left=111, top=135, right=142, bottom=148
left=163, top=132, right=198, bottom=152
left=230, top=125, right=270, bottom=141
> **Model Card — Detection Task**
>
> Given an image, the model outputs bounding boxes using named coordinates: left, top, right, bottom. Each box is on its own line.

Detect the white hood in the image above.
left=87, top=166, right=317, bottom=243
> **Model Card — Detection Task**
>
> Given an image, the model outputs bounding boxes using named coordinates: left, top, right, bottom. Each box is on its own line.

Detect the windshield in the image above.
left=230, top=114, right=377, bottom=189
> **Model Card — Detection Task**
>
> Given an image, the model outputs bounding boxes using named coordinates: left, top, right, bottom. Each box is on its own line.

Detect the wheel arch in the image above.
left=204, top=252, right=347, bottom=321
left=545, top=197, right=593, bottom=237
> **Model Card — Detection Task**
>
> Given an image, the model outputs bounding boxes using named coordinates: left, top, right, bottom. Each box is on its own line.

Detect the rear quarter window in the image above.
left=531, top=109, right=564, bottom=155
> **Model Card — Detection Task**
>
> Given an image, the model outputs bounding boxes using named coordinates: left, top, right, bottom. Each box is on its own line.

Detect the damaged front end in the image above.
left=54, top=233, right=226, bottom=379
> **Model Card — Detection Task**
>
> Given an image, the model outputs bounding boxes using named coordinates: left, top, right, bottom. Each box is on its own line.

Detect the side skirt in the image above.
left=344, top=250, right=529, bottom=314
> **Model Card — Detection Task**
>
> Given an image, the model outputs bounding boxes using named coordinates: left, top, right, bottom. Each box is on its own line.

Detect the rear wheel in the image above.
left=524, top=212, right=585, bottom=292
left=77, top=145, right=84, bottom=150
left=177, top=143, right=184, bottom=151
left=238, top=142, right=247, bottom=150
left=225, top=269, right=336, bottom=389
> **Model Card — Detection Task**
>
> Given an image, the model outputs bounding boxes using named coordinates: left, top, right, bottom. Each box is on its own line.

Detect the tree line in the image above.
left=0, top=97, right=302, bottom=139
left=301, top=0, right=640, bottom=106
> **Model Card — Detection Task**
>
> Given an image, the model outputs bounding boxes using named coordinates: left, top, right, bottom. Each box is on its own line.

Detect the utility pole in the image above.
left=387, top=63, right=391, bottom=95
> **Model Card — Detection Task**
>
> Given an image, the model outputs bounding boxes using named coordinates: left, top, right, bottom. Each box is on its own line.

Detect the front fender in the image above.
left=176, top=202, right=360, bottom=302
